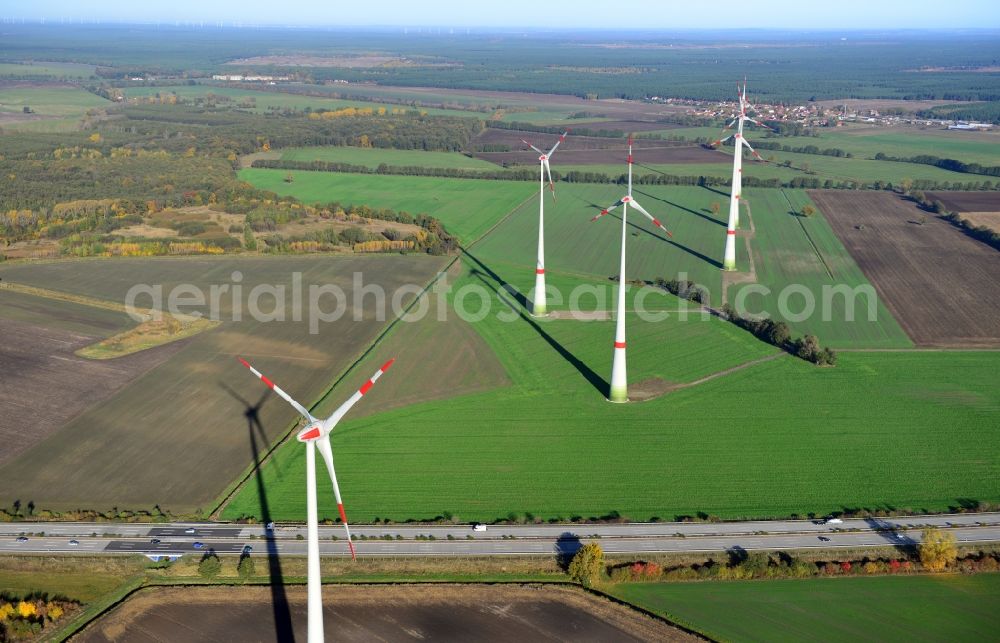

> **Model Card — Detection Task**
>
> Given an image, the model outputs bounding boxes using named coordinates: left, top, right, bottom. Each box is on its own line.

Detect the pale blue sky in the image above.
left=6, top=0, right=1000, bottom=29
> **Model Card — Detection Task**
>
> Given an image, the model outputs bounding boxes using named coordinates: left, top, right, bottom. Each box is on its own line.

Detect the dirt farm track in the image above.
left=809, top=190, right=1000, bottom=347
left=73, top=585, right=693, bottom=642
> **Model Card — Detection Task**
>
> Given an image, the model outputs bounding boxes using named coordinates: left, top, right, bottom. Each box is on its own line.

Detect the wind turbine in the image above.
left=713, top=79, right=771, bottom=271
left=240, top=357, right=394, bottom=643
left=591, top=136, right=673, bottom=403
left=521, top=131, right=568, bottom=316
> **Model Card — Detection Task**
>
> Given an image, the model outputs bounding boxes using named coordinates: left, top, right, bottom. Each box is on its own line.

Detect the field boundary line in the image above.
left=673, top=351, right=786, bottom=391
left=211, top=191, right=534, bottom=519
left=782, top=189, right=835, bottom=280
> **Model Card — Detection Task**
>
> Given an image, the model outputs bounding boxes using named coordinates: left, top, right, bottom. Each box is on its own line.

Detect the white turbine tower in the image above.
left=522, top=131, right=568, bottom=316
left=592, top=136, right=673, bottom=403
left=240, top=357, right=394, bottom=643
left=714, top=79, right=770, bottom=271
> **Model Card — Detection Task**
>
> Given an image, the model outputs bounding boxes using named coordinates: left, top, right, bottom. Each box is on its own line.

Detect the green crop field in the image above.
left=612, top=575, right=1000, bottom=642
left=0, top=61, right=97, bottom=78
left=472, top=182, right=737, bottom=299
left=0, top=85, right=110, bottom=131
left=222, top=257, right=1000, bottom=523
left=471, top=183, right=909, bottom=347
left=239, top=168, right=536, bottom=244
left=122, top=84, right=474, bottom=118
left=559, top=147, right=979, bottom=185
left=729, top=189, right=911, bottom=348
left=764, top=126, right=1000, bottom=167
left=279, top=145, right=501, bottom=170
left=0, top=254, right=447, bottom=513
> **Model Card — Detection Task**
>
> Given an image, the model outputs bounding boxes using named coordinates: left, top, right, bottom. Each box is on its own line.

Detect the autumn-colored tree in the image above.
left=800, top=204, right=816, bottom=217
left=568, top=542, right=604, bottom=586
left=46, top=603, right=64, bottom=621
left=88, top=132, right=102, bottom=143
left=17, top=600, right=36, bottom=618
left=0, top=602, right=14, bottom=620
left=710, top=202, right=720, bottom=216
left=919, top=528, right=957, bottom=571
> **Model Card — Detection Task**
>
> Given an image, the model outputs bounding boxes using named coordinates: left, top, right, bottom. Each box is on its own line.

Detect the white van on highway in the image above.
left=825, top=518, right=843, bottom=525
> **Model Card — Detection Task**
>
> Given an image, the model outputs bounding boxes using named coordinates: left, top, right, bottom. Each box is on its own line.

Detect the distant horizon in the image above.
left=3, top=21, right=1000, bottom=35
left=4, top=0, right=999, bottom=30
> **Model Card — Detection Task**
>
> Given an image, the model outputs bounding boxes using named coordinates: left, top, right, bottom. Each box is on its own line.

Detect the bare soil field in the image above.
left=957, top=212, right=1000, bottom=233
left=565, top=119, right=681, bottom=132
left=474, top=128, right=695, bottom=151
left=74, top=584, right=693, bottom=643
left=472, top=129, right=721, bottom=166
left=808, top=190, right=1000, bottom=346
left=0, top=255, right=449, bottom=513
left=925, top=191, right=1000, bottom=213
left=0, top=292, right=187, bottom=466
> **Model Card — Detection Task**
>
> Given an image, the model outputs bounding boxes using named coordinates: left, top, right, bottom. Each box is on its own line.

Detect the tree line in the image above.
left=874, top=152, right=1000, bottom=178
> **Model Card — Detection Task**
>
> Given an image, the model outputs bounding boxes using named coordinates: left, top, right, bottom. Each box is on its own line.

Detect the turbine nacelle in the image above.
left=296, top=424, right=324, bottom=442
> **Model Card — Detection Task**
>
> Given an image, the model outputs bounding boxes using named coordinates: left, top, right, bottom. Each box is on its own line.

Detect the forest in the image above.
left=2, top=25, right=999, bottom=104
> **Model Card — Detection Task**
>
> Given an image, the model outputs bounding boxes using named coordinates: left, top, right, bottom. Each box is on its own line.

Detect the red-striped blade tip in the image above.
left=238, top=357, right=251, bottom=369
left=380, top=358, right=395, bottom=372
left=347, top=540, right=357, bottom=560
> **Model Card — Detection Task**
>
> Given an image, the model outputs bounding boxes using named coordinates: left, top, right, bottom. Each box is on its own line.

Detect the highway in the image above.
left=1, top=513, right=998, bottom=559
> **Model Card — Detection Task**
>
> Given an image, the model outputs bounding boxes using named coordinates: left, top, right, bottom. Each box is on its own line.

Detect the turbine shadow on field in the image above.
left=700, top=184, right=731, bottom=199
left=463, top=249, right=610, bottom=398
left=863, top=517, right=918, bottom=554
left=637, top=189, right=728, bottom=230
left=220, top=383, right=296, bottom=643
left=555, top=532, right=583, bottom=571
left=588, top=201, right=723, bottom=269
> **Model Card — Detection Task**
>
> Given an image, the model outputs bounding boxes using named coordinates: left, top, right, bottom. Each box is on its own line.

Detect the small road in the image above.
left=1, top=513, right=998, bottom=559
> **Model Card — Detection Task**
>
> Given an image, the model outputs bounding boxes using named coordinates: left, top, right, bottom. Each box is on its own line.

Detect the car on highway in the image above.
left=825, top=518, right=843, bottom=525
left=242, top=545, right=253, bottom=555
left=192, top=542, right=204, bottom=549
left=15, top=536, right=28, bottom=543
left=150, top=538, right=161, bottom=544
left=68, top=539, right=80, bottom=546
left=818, top=536, right=831, bottom=542
left=184, top=527, right=196, bottom=534
left=473, top=524, right=488, bottom=532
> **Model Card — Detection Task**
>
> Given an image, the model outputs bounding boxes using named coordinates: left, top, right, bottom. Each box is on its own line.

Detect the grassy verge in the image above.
left=608, top=574, right=1000, bottom=642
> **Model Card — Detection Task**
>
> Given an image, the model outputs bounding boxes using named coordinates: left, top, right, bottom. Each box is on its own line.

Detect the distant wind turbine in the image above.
left=713, top=79, right=772, bottom=271
left=591, top=136, right=672, bottom=403
left=240, top=357, right=394, bottom=643
left=521, top=131, right=568, bottom=316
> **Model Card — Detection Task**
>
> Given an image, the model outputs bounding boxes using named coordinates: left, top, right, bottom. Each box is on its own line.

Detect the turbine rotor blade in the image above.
left=630, top=199, right=673, bottom=238
left=239, top=358, right=316, bottom=423
left=323, top=359, right=395, bottom=431
left=742, top=139, right=765, bottom=161
left=547, top=130, right=569, bottom=156
left=521, top=139, right=545, bottom=156
left=544, top=159, right=556, bottom=198
left=591, top=201, right=623, bottom=222
left=316, top=436, right=355, bottom=560
left=711, top=134, right=734, bottom=147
